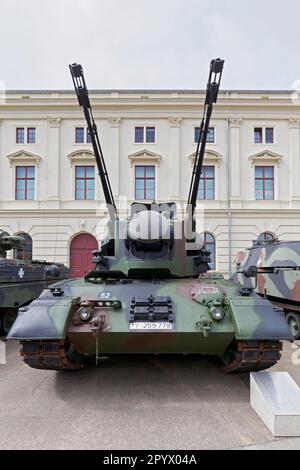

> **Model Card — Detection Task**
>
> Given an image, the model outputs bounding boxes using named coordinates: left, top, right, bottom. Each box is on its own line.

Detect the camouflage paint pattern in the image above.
left=235, top=240, right=300, bottom=306
left=7, top=58, right=294, bottom=368
left=0, top=229, right=69, bottom=333
left=8, top=272, right=292, bottom=356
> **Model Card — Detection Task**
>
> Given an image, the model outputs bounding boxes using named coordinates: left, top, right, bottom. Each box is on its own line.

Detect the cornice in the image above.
left=128, top=149, right=162, bottom=167
left=248, top=150, right=283, bottom=167
left=188, top=150, right=224, bottom=167
left=6, top=150, right=42, bottom=167
left=67, top=149, right=95, bottom=166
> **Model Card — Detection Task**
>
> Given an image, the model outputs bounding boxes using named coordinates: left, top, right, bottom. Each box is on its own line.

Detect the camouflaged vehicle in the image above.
left=8, top=59, right=293, bottom=372
left=0, top=229, right=69, bottom=335
left=235, top=238, right=300, bottom=339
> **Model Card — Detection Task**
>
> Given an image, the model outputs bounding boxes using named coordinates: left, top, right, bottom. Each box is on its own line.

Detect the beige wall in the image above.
left=0, top=90, right=300, bottom=273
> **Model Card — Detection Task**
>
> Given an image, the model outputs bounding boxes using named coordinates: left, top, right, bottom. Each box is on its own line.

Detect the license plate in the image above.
left=129, top=322, right=173, bottom=331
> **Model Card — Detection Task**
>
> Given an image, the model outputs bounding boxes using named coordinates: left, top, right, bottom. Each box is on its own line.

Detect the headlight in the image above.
left=79, top=307, right=92, bottom=322
left=210, top=306, right=225, bottom=321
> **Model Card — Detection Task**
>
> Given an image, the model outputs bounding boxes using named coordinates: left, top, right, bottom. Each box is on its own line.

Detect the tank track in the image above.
left=20, top=340, right=85, bottom=370
left=220, top=340, right=282, bottom=374
left=20, top=339, right=283, bottom=373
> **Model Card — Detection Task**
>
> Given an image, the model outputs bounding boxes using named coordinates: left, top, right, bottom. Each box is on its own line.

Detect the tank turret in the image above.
left=0, top=230, right=24, bottom=258
left=69, top=60, right=224, bottom=279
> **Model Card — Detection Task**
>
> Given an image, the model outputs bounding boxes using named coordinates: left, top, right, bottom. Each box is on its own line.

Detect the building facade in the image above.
left=0, top=89, right=300, bottom=276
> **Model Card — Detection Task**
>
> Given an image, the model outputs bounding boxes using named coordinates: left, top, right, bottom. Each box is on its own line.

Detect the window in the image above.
left=257, top=232, right=275, bottom=242
left=134, top=126, right=156, bottom=144
left=15, top=166, right=35, bottom=200
left=27, top=127, right=36, bottom=144
left=195, top=127, right=215, bottom=144
left=16, top=127, right=25, bottom=144
left=265, top=127, right=274, bottom=144
left=203, top=232, right=216, bottom=270
left=254, top=127, right=274, bottom=144
left=13, top=232, right=32, bottom=261
left=75, top=127, right=91, bottom=144
left=135, top=166, right=155, bottom=200
left=75, top=166, right=95, bottom=200
left=255, top=166, right=274, bottom=200
left=16, top=127, right=36, bottom=144
left=197, top=166, right=215, bottom=200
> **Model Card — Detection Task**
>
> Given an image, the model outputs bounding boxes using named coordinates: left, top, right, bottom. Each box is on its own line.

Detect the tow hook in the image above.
left=90, top=314, right=111, bottom=366
left=196, top=316, right=212, bottom=338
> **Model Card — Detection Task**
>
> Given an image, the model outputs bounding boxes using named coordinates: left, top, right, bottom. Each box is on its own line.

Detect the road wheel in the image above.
left=3, top=308, right=17, bottom=335
left=286, top=313, right=300, bottom=340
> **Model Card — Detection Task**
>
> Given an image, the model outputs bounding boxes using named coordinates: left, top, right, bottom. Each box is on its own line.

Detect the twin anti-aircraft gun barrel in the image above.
left=69, top=59, right=224, bottom=227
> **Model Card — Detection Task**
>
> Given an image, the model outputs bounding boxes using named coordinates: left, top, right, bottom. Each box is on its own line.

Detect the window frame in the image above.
left=134, top=125, right=157, bottom=144
left=74, top=165, right=95, bottom=200
left=15, top=126, right=37, bottom=145
left=15, top=165, right=36, bottom=201
left=194, top=126, right=216, bottom=145
left=203, top=232, right=216, bottom=271
left=13, top=232, right=33, bottom=261
left=74, top=126, right=92, bottom=145
left=134, top=165, right=156, bottom=201
left=197, top=165, right=215, bottom=200
left=255, top=165, right=275, bottom=201
left=253, top=126, right=275, bottom=145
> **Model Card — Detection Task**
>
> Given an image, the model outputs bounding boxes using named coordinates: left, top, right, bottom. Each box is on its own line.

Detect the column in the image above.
left=168, top=116, right=182, bottom=200
left=229, top=117, right=242, bottom=207
left=47, top=117, right=61, bottom=206
left=108, top=117, right=121, bottom=197
left=289, top=118, right=300, bottom=207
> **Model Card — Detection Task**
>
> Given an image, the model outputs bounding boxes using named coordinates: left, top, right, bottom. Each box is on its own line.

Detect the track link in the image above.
left=221, top=340, right=282, bottom=374
left=21, top=340, right=85, bottom=370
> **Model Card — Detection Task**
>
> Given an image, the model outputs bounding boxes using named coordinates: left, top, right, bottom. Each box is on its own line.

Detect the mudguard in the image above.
left=7, top=297, right=75, bottom=340
left=228, top=297, right=293, bottom=341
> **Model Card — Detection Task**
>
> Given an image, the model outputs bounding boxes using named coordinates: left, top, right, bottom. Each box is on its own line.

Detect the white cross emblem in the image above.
left=18, top=268, right=25, bottom=279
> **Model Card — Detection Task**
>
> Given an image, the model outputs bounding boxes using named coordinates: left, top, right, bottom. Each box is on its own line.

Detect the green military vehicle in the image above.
left=0, top=229, right=69, bottom=335
left=8, top=59, right=293, bottom=372
left=235, top=237, right=300, bottom=339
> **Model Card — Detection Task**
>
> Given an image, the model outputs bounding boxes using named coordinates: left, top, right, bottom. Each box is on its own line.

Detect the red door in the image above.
left=70, top=233, right=98, bottom=278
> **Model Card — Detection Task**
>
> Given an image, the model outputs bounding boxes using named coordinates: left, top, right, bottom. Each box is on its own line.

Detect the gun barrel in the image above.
left=69, top=63, right=118, bottom=221
left=187, top=58, right=224, bottom=218
left=0, top=230, right=25, bottom=255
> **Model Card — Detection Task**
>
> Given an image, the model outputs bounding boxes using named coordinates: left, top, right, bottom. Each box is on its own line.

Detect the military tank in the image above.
left=235, top=238, right=300, bottom=339
left=0, top=229, right=69, bottom=335
left=8, top=59, right=293, bottom=372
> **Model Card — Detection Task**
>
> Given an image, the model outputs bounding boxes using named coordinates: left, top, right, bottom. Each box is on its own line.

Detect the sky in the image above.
left=0, top=0, right=300, bottom=91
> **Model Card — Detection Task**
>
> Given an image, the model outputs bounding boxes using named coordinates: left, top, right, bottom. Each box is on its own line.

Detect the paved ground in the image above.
left=0, top=340, right=300, bottom=450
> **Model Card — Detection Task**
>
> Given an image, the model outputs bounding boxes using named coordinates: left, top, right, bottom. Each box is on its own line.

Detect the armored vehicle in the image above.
left=8, top=60, right=293, bottom=372
left=235, top=238, right=300, bottom=339
left=0, top=229, right=69, bottom=334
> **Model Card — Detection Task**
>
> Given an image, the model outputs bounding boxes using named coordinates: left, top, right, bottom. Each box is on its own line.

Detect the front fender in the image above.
left=7, top=297, right=75, bottom=341
left=228, top=296, right=293, bottom=341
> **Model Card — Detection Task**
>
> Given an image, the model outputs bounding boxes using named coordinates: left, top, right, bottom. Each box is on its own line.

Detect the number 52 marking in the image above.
left=99, top=292, right=111, bottom=299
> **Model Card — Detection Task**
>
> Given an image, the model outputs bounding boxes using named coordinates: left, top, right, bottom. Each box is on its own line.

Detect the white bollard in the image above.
left=0, top=340, right=6, bottom=365
left=251, top=372, right=300, bottom=437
